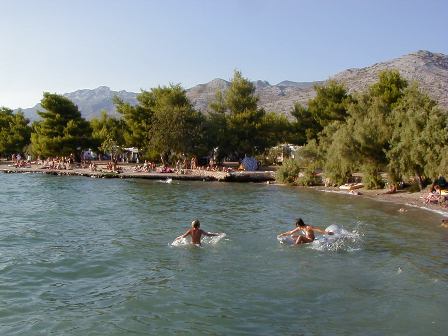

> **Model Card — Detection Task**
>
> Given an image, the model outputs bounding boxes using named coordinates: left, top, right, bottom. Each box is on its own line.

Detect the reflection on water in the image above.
left=0, top=174, right=447, bottom=335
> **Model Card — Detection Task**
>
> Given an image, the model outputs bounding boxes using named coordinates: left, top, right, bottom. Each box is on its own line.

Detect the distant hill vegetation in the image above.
left=20, top=50, right=448, bottom=121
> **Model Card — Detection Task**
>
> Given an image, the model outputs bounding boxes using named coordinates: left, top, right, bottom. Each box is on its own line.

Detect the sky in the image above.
left=0, top=0, right=447, bottom=109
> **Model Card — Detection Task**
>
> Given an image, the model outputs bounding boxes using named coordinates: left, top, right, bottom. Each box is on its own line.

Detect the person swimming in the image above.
left=278, top=218, right=333, bottom=245
left=175, top=219, right=218, bottom=245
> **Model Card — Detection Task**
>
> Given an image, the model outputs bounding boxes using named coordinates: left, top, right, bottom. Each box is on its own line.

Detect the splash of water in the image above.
left=171, top=233, right=227, bottom=247
left=277, top=224, right=363, bottom=252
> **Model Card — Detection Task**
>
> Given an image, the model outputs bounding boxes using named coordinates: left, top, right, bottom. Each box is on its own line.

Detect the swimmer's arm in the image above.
left=176, top=229, right=191, bottom=240
left=278, top=227, right=301, bottom=237
left=312, top=226, right=334, bottom=235
left=202, top=230, right=218, bottom=237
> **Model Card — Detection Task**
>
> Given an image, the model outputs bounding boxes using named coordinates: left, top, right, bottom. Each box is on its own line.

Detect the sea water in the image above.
left=0, top=174, right=447, bottom=335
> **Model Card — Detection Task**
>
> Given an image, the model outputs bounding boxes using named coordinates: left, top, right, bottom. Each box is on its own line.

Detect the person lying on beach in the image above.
left=175, top=219, right=218, bottom=245
left=377, top=183, right=397, bottom=195
left=424, top=185, right=443, bottom=204
left=430, top=175, right=447, bottom=193
left=278, top=218, right=333, bottom=245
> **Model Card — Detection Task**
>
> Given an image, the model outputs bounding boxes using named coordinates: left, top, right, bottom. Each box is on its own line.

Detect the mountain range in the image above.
left=20, top=50, right=448, bottom=121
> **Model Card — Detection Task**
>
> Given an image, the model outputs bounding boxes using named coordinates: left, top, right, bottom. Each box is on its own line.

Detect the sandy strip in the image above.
left=313, top=186, right=448, bottom=218
left=0, top=162, right=275, bottom=182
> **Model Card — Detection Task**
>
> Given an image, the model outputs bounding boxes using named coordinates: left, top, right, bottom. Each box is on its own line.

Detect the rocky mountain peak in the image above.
left=18, top=50, right=448, bottom=121
left=331, top=50, right=448, bottom=108
left=253, top=80, right=271, bottom=89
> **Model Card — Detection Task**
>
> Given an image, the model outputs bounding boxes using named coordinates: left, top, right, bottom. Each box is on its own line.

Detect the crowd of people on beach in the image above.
left=10, top=153, right=31, bottom=168
left=131, top=157, right=236, bottom=175
left=39, top=156, right=75, bottom=170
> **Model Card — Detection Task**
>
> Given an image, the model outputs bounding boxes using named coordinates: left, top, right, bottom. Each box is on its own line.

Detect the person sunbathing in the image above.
left=424, top=185, right=443, bottom=204
left=377, top=184, right=397, bottom=195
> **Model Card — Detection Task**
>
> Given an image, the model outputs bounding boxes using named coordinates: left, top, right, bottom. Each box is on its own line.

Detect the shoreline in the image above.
left=311, top=186, right=448, bottom=218
left=2, top=162, right=447, bottom=219
left=0, top=162, right=275, bottom=183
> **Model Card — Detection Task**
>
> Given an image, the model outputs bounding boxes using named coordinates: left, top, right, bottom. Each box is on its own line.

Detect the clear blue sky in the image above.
left=1, top=0, right=447, bottom=108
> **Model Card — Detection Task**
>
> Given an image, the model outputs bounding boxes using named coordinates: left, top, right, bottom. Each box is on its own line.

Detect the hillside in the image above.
left=21, top=86, right=138, bottom=121
left=19, top=50, right=448, bottom=121
left=332, top=50, right=448, bottom=108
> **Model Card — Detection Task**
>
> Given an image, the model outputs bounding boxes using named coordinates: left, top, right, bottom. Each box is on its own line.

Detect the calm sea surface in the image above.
left=0, top=173, right=447, bottom=335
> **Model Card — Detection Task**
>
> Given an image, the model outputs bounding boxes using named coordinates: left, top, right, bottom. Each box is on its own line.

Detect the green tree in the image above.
left=369, top=69, right=407, bottom=107
left=30, top=93, right=92, bottom=157
left=204, top=110, right=230, bottom=162
left=439, top=147, right=448, bottom=177
left=290, top=103, right=320, bottom=144
left=276, top=140, right=323, bottom=185
left=349, top=96, right=393, bottom=188
left=0, top=107, right=31, bottom=157
left=321, top=121, right=357, bottom=186
left=224, top=70, right=258, bottom=114
left=289, top=81, right=350, bottom=145
left=258, top=112, right=293, bottom=149
left=114, top=91, right=154, bottom=155
left=149, top=84, right=205, bottom=163
left=90, top=110, right=125, bottom=156
left=338, top=71, right=408, bottom=188
left=209, top=70, right=267, bottom=159
left=387, top=84, right=448, bottom=189
left=308, top=80, right=350, bottom=128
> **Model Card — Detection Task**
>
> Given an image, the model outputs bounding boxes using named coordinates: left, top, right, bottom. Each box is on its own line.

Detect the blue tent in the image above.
left=241, top=156, right=258, bottom=171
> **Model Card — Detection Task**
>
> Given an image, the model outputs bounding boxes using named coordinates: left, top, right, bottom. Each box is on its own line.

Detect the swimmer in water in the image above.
left=278, top=218, right=333, bottom=245
left=175, top=219, right=218, bottom=245
left=441, top=218, right=448, bottom=229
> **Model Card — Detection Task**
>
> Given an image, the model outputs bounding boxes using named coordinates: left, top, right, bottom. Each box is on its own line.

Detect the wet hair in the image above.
left=295, top=218, right=306, bottom=227
left=192, top=219, right=200, bottom=228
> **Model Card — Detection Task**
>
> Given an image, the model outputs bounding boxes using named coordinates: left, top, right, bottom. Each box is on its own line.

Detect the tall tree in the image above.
left=224, top=70, right=258, bottom=114
left=387, top=84, right=448, bottom=189
left=290, top=81, right=350, bottom=145
left=343, top=71, right=408, bottom=188
left=308, top=80, right=350, bottom=128
left=0, top=107, right=31, bottom=157
left=258, top=112, right=293, bottom=150
left=320, top=120, right=358, bottom=185
left=90, top=110, right=125, bottom=157
left=114, top=91, right=154, bottom=155
left=290, top=102, right=320, bottom=144
left=149, top=84, right=205, bottom=163
left=204, top=111, right=230, bottom=162
left=30, top=93, right=92, bottom=157
left=209, top=70, right=266, bottom=159
left=369, top=69, right=407, bottom=107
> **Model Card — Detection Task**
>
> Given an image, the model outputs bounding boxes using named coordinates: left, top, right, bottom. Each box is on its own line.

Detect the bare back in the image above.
left=190, top=228, right=206, bottom=244
left=304, top=225, right=315, bottom=241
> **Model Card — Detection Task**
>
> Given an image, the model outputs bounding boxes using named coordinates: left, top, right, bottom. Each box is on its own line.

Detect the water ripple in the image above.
left=0, top=174, right=447, bottom=335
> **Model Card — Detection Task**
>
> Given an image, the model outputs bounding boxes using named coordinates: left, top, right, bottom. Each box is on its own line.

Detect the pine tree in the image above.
left=30, top=93, right=92, bottom=157
left=0, top=107, right=31, bottom=156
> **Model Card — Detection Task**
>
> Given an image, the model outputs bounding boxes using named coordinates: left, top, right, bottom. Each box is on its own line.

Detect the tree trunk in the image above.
left=415, top=174, right=424, bottom=191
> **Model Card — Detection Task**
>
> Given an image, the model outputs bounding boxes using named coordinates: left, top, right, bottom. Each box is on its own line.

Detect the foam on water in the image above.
left=318, top=189, right=361, bottom=196
left=405, top=203, right=448, bottom=216
left=277, top=224, right=362, bottom=252
left=156, top=178, right=174, bottom=184
left=171, top=233, right=227, bottom=247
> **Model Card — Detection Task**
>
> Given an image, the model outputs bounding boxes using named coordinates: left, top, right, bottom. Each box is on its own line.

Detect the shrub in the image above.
left=276, top=158, right=301, bottom=184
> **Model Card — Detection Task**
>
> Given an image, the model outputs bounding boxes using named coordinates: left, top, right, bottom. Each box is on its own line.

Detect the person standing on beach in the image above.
left=175, top=220, right=218, bottom=245
left=278, top=218, right=333, bottom=244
